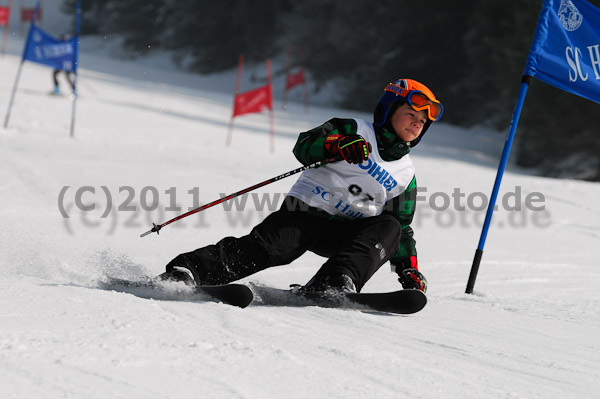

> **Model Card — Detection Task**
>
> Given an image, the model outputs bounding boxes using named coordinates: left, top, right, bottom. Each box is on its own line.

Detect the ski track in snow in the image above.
left=1, top=32, right=600, bottom=399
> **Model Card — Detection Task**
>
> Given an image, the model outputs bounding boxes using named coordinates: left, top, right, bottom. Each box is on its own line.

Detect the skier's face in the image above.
left=389, top=103, right=427, bottom=143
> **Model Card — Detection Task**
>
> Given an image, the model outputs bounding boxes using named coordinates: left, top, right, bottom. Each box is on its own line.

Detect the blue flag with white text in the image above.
left=525, top=0, right=600, bottom=104
left=22, top=25, right=78, bottom=72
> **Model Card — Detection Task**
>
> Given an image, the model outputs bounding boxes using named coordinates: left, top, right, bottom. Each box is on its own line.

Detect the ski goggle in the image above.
left=384, top=83, right=444, bottom=121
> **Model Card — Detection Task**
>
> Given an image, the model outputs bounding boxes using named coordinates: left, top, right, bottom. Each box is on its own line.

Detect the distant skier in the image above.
left=50, top=34, right=75, bottom=96
left=160, top=78, right=443, bottom=294
left=51, top=68, right=75, bottom=95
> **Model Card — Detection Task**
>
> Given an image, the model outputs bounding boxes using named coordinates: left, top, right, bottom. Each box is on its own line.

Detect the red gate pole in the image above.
left=226, top=54, right=244, bottom=147
left=282, top=44, right=291, bottom=110
left=266, top=59, right=274, bottom=152
left=0, top=0, right=13, bottom=55
left=300, top=47, right=309, bottom=113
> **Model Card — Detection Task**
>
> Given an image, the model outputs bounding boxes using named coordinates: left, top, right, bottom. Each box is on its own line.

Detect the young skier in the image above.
left=160, top=78, right=443, bottom=294
left=51, top=68, right=75, bottom=95
left=50, top=35, right=75, bottom=96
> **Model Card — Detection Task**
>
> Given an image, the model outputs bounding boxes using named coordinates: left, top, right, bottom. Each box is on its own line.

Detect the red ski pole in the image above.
left=140, top=156, right=340, bottom=237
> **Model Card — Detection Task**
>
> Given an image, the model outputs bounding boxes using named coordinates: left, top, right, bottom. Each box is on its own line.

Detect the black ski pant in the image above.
left=165, top=197, right=402, bottom=292
left=53, top=69, right=75, bottom=90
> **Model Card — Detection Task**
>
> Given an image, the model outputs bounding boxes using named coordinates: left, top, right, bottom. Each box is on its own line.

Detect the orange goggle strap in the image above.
left=384, top=83, right=443, bottom=121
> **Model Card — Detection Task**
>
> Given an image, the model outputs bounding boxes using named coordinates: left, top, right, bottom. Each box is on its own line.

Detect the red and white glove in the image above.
left=324, top=134, right=371, bottom=164
left=393, top=256, right=427, bottom=293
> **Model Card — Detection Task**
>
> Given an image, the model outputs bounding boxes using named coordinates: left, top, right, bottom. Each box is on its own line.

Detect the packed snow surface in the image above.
left=1, top=33, right=600, bottom=399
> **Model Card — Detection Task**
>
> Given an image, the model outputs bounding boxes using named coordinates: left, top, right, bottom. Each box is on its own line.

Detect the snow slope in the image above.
left=1, top=34, right=600, bottom=399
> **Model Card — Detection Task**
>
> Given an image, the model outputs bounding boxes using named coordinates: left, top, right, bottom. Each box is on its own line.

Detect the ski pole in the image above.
left=140, top=156, right=340, bottom=237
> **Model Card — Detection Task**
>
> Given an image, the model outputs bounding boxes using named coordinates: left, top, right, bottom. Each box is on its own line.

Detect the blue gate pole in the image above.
left=465, top=76, right=531, bottom=294
left=3, top=2, right=39, bottom=129
left=69, top=1, right=81, bottom=138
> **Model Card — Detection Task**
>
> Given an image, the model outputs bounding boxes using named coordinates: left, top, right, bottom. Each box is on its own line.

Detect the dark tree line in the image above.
left=63, top=0, right=600, bottom=180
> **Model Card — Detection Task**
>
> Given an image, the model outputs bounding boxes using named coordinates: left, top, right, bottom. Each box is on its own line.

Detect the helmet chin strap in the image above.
left=383, top=120, right=414, bottom=148
left=408, top=132, right=425, bottom=147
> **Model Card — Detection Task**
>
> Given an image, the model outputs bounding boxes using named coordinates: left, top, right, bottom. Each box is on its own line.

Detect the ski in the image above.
left=345, top=289, right=427, bottom=314
left=251, top=284, right=427, bottom=315
left=98, top=276, right=254, bottom=308
left=98, top=277, right=426, bottom=314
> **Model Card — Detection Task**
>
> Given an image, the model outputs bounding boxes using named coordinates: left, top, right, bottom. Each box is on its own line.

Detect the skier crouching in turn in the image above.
left=160, top=78, right=443, bottom=294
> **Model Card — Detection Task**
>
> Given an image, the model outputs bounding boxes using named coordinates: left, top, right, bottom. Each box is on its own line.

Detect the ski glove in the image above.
left=393, top=256, right=427, bottom=293
left=398, top=268, right=428, bottom=293
left=324, top=134, right=371, bottom=164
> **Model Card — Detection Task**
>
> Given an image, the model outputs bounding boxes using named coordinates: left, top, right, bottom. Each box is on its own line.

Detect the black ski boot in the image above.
left=158, top=266, right=197, bottom=286
left=300, top=273, right=357, bottom=294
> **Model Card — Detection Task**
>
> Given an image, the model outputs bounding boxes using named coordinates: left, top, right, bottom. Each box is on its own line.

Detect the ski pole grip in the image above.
left=140, top=223, right=162, bottom=238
